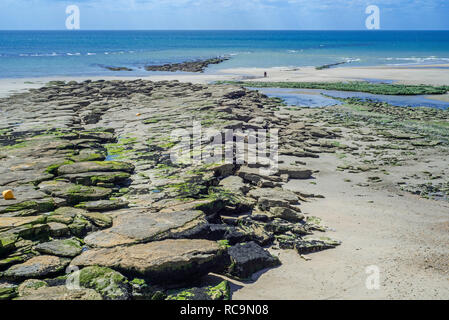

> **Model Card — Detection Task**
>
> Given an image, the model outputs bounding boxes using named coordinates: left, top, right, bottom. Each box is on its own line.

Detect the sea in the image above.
left=1, top=30, right=449, bottom=78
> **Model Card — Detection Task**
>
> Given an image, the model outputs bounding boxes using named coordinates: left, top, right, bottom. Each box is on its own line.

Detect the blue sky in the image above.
left=0, top=0, right=448, bottom=30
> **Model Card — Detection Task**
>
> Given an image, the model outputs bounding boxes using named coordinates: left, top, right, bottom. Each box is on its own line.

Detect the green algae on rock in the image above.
left=34, top=238, right=83, bottom=257
left=75, top=266, right=131, bottom=300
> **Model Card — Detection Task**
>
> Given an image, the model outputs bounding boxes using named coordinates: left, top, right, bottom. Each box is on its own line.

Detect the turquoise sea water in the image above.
left=1, top=30, right=449, bottom=78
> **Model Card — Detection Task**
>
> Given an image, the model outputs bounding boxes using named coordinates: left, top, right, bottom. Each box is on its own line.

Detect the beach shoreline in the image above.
left=2, top=63, right=449, bottom=98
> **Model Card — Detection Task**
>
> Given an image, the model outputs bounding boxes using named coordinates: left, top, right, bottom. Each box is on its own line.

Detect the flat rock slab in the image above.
left=0, top=216, right=45, bottom=232
left=0, top=171, right=53, bottom=187
left=295, top=237, right=341, bottom=254
left=38, top=180, right=112, bottom=205
left=237, top=166, right=282, bottom=184
left=227, top=241, right=280, bottom=279
left=71, top=239, right=225, bottom=284
left=0, top=185, right=55, bottom=215
left=57, top=161, right=134, bottom=175
left=84, top=210, right=207, bottom=248
left=218, top=176, right=248, bottom=195
left=60, top=171, right=131, bottom=186
left=35, top=238, right=83, bottom=257
left=3, top=255, right=70, bottom=281
left=75, top=199, right=129, bottom=211
left=247, top=188, right=299, bottom=205
left=16, top=285, right=102, bottom=300
left=277, top=166, right=313, bottom=180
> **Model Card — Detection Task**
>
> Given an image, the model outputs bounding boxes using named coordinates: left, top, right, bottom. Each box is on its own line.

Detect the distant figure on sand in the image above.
left=264, top=71, right=267, bottom=78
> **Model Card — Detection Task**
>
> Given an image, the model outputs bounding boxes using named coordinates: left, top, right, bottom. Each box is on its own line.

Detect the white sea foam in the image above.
left=229, top=51, right=252, bottom=56
left=384, top=56, right=449, bottom=65
left=344, top=58, right=361, bottom=63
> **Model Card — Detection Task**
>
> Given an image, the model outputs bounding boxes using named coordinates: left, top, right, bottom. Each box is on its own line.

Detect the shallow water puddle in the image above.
left=250, top=87, right=449, bottom=109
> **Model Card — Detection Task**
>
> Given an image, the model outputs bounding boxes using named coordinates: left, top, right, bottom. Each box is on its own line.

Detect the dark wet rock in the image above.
left=295, top=237, right=341, bottom=254
left=226, top=242, right=280, bottom=279
left=75, top=199, right=129, bottom=211
left=206, top=187, right=255, bottom=216
left=223, top=89, right=247, bottom=100
left=205, top=224, right=249, bottom=245
left=71, top=239, right=226, bottom=284
left=249, top=214, right=271, bottom=222
left=103, top=66, right=133, bottom=72
left=84, top=210, right=207, bottom=247
left=166, top=280, right=230, bottom=300
left=229, top=219, right=274, bottom=246
left=35, top=238, right=83, bottom=257
left=264, top=218, right=311, bottom=236
left=3, top=255, right=70, bottom=281
left=38, top=180, right=112, bottom=205
left=0, top=283, right=18, bottom=300
left=68, top=216, right=93, bottom=237
left=144, top=57, right=229, bottom=73
left=0, top=233, right=19, bottom=257
left=0, top=253, right=31, bottom=271
left=130, top=278, right=166, bottom=300
left=57, top=161, right=134, bottom=175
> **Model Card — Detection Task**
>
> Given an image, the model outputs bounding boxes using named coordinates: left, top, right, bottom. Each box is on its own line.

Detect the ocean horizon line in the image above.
left=1, top=29, right=449, bottom=32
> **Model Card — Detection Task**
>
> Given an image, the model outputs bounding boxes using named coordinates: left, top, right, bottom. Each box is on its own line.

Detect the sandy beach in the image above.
left=2, top=64, right=449, bottom=98
left=0, top=64, right=448, bottom=300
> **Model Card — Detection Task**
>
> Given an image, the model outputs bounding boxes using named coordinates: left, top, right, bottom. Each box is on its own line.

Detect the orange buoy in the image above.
left=2, top=190, right=15, bottom=200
